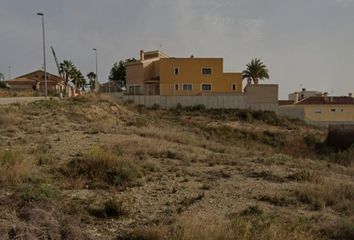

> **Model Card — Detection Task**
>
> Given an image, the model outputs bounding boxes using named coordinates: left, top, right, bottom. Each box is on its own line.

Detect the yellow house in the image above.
left=126, top=50, right=243, bottom=96
left=279, top=95, right=354, bottom=124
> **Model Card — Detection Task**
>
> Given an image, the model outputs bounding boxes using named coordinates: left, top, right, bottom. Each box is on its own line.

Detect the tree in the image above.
left=108, top=58, right=136, bottom=87
left=0, top=73, right=6, bottom=88
left=59, top=60, right=75, bottom=87
left=242, top=58, right=270, bottom=85
left=87, top=72, right=96, bottom=91
left=70, top=67, right=86, bottom=91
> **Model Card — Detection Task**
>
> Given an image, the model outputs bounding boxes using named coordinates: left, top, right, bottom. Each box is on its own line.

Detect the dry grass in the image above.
left=125, top=209, right=321, bottom=240
left=0, top=149, right=33, bottom=186
left=63, top=146, right=142, bottom=188
left=296, top=182, right=354, bottom=213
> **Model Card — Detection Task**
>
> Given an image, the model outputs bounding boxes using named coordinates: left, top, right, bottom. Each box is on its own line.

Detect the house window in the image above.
left=174, top=68, right=179, bottom=75
left=201, top=84, right=212, bottom=91
left=314, top=109, right=322, bottom=114
left=232, top=84, right=237, bottom=91
left=331, top=109, right=336, bottom=112
left=175, top=83, right=179, bottom=91
left=183, top=84, right=192, bottom=91
left=201, top=68, right=212, bottom=75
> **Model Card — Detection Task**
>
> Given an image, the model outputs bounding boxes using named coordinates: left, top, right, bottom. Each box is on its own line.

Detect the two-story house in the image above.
left=125, top=50, right=243, bottom=96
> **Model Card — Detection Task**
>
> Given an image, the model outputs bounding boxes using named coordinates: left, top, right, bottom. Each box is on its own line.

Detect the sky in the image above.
left=0, top=0, right=353, bottom=99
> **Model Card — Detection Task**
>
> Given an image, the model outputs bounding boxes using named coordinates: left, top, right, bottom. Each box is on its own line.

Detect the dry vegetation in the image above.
left=0, top=94, right=353, bottom=240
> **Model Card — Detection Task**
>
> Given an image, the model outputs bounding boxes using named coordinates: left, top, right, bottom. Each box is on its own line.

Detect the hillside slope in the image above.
left=0, top=95, right=353, bottom=240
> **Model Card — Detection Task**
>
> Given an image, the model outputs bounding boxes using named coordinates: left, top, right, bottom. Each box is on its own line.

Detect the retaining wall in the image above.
left=122, top=95, right=278, bottom=112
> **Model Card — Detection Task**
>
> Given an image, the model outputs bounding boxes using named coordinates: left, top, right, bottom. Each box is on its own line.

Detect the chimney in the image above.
left=140, top=50, right=145, bottom=61
left=294, top=92, right=299, bottom=104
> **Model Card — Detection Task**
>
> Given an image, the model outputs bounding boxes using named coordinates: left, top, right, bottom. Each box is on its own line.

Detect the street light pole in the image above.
left=37, top=13, right=47, bottom=98
left=93, top=48, right=99, bottom=92
left=8, top=66, right=11, bottom=80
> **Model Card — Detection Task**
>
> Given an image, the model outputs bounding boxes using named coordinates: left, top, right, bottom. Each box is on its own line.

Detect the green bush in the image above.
left=20, top=176, right=58, bottom=201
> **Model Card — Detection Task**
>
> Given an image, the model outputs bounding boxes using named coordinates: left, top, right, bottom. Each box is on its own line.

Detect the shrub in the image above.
left=0, top=149, right=33, bottom=186
left=330, top=146, right=354, bottom=167
left=20, top=176, right=58, bottom=201
left=184, top=104, right=206, bottom=112
left=241, top=205, right=264, bottom=216
left=322, top=218, right=354, bottom=240
left=151, top=104, right=161, bottom=110
left=65, top=146, right=141, bottom=187
left=118, top=228, right=164, bottom=240
left=89, top=199, right=126, bottom=219
left=127, top=117, right=149, bottom=127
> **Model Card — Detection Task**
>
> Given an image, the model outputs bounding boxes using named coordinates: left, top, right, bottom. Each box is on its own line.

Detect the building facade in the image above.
left=279, top=95, right=354, bottom=125
left=5, top=70, right=65, bottom=94
left=126, top=50, right=243, bottom=96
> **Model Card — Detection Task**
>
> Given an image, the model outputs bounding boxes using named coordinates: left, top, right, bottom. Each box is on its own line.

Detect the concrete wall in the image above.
left=246, top=84, right=279, bottom=104
left=122, top=95, right=278, bottom=112
left=121, top=84, right=279, bottom=112
left=278, top=106, right=305, bottom=120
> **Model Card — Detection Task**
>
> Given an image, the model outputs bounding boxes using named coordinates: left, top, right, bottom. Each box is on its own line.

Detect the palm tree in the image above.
left=242, top=58, right=270, bottom=85
left=87, top=72, right=96, bottom=91
left=70, top=68, right=86, bottom=92
left=59, top=60, right=75, bottom=87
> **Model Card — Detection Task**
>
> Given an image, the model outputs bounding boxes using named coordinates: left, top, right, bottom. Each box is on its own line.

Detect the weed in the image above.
left=296, top=183, right=354, bottom=213
left=64, top=146, right=141, bottom=188
left=287, top=170, right=323, bottom=183
left=0, top=149, right=33, bottom=186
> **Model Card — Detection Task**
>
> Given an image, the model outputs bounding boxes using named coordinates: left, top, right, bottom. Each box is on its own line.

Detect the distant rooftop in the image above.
left=296, top=96, right=354, bottom=105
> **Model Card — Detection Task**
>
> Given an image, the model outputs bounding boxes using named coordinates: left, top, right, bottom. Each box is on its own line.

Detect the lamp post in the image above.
left=93, top=48, right=99, bottom=92
left=8, top=66, right=11, bottom=80
left=37, top=13, right=47, bottom=98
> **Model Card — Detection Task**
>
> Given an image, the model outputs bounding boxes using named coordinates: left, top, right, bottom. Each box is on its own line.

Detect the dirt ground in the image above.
left=0, top=95, right=353, bottom=240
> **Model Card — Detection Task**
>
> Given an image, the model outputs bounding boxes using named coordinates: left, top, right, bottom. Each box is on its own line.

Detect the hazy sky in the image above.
left=1, top=0, right=353, bottom=98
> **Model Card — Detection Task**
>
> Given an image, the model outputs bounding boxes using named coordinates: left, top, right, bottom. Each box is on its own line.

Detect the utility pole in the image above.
left=8, top=66, right=11, bottom=80
left=37, top=13, right=47, bottom=98
left=93, top=48, right=99, bottom=92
